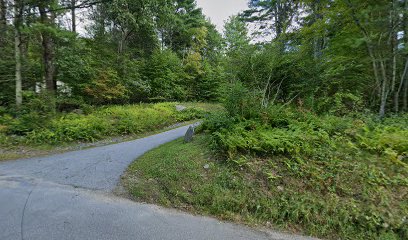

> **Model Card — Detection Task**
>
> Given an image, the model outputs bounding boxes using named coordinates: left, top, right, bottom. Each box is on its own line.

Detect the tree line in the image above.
left=0, top=0, right=222, bottom=110
left=0, top=0, right=407, bottom=118
left=232, top=0, right=408, bottom=117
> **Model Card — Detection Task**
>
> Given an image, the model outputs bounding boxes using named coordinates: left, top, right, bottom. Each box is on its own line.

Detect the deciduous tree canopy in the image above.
left=0, top=0, right=407, bottom=115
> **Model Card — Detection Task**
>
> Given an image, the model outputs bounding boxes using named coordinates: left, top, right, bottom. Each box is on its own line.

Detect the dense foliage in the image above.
left=125, top=105, right=408, bottom=239
left=0, top=102, right=206, bottom=145
left=0, top=0, right=223, bottom=109
left=191, top=83, right=407, bottom=239
left=1, top=0, right=407, bottom=116
left=235, top=0, right=408, bottom=117
left=1, top=0, right=408, bottom=238
left=204, top=107, right=407, bottom=163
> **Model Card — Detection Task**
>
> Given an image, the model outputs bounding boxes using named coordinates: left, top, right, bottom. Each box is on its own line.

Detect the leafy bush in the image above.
left=223, top=81, right=262, bottom=119
left=355, top=114, right=408, bottom=162
left=144, top=50, right=186, bottom=101
left=27, top=114, right=111, bottom=143
left=126, top=132, right=408, bottom=240
left=204, top=104, right=408, bottom=165
left=6, top=92, right=56, bottom=135
left=56, top=96, right=94, bottom=114
left=198, top=104, right=408, bottom=239
left=1, top=102, right=208, bottom=145
left=200, top=111, right=235, bottom=132
left=316, top=92, right=365, bottom=116
left=83, top=68, right=129, bottom=104
left=133, top=108, right=408, bottom=240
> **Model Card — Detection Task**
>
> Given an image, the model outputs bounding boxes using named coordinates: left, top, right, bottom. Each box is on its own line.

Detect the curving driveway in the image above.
left=0, top=125, right=317, bottom=240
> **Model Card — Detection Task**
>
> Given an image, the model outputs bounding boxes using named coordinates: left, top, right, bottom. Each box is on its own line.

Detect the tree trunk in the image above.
left=404, top=77, right=408, bottom=112
left=391, top=40, right=397, bottom=111
left=346, top=0, right=394, bottom=117
left=389, top=0, right=399, bottom=112
left=312, top=0, right=323, bottom=59
left=274, top=2, right=282, bottom=39
left=71, top=0, right=76, bottom=32
left=379, top=94, right=387, bottom=117
left=38, top=3, right=56, bottom=93
left=14, top=0, right=22, bottom=107
left=379, top=60, right=389, bottom=118
left=15, top=31, right=22, bottom=107
left=0, top=0, right=5, bottom=27
left=402, top=0, right=408, bottom=112
left=395, top=58, right=408, bottom=112
left=0, top=0, right=6, bottom=46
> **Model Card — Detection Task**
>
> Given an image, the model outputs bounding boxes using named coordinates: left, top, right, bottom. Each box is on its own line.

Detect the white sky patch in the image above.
left=196, top=0, right=248, bottom=33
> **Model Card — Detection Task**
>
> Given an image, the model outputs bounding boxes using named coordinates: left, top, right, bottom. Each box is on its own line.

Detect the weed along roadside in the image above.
left=121, top=108, right=408, bottom=240
left=1, top=0, right=408, bottom=239
left=0, top=103, right=218, bottom=161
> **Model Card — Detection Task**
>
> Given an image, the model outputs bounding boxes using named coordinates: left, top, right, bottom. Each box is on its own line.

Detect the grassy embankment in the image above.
left=122, top=106, right=408, bottom=240
left=0, top=102, right=220, bottom=160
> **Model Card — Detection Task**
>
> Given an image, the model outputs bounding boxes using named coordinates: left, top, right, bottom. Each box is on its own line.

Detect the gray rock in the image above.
left=72, top=109, right=84, bottom=115
left=176, top=105, right=187, bottom=111
left=184, top=126, right=194, bottom=143
left=203, top=164, right=210, bottom=169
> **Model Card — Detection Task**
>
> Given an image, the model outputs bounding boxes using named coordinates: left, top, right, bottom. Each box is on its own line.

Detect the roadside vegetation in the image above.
left=0, top=102, right=218, bottom=160
left=1, top=0, right=408, bottom=239
left=0, top=102, right=206, bottom=145
left=123, top=106, right=408, bottom=240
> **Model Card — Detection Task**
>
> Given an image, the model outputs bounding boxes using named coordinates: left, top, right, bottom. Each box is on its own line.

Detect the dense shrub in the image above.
left=127, top=131, right=408, bottom=240
left=203, top=105, right=408, bottom=162
left=199, top=106, right=408, bottom=239
left=4, top=92, right=57, bottom=135
left=1, top=103, right=207, bottom=145
left=143, top=50, right=186, bottom=101
left=222, top=81, right=262, bottom=119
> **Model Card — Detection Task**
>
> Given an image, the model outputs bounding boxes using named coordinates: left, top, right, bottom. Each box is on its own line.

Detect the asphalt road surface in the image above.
left=0, top=125, right=317, bottom=240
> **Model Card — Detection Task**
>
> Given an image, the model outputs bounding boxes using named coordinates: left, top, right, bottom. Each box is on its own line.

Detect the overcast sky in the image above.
left=196, top=0, right=248, bottom=32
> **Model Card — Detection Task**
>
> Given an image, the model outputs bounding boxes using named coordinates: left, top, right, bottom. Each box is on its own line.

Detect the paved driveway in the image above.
left=0, top=125, right=317, bottom=240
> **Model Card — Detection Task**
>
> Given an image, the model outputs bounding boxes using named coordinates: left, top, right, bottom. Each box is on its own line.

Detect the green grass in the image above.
left=0, top=102, right=218, bottom=146
left=0, top=152, right=23, bottom=161
left=0, top=102, right=220, bottom=161
left=0, top=119, right=198, bottom=161
left=122, top=112, right=408, bottom=239
left=181, top=102, right=225, bottom=113
left=122, top=135, right=246, bottom=216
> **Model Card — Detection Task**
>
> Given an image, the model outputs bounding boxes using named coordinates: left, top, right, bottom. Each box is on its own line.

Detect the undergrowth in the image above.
left=200, top=106, right=408, bottom=239
left=124, top=106, right=408, bottom=240
left=0, top=102, right=210, bottom=145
